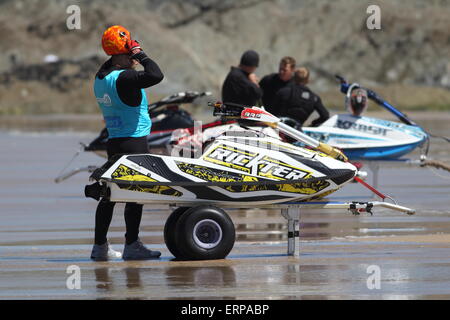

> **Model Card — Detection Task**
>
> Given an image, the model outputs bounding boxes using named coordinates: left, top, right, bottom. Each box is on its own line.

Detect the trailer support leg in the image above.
left=281, top=208, right=300, bottom=257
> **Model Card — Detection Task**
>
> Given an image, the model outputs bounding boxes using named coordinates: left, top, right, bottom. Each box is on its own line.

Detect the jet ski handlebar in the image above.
left=335, top=74, right=417, bottom=126
left=148, top=91, right=212, bottom=112
left=211, top=101, right=248, bottom=118
left=211, top=102, right=348, bottom=162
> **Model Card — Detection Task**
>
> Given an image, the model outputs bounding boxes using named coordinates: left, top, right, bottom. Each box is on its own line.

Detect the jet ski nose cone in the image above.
left=323, top=160, right=357, bottom=186
left=332, top=168, right=357, bottom=185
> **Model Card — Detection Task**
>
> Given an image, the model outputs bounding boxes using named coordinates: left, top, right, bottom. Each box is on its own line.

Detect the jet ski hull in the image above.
left=90, top=138, right=357, bottom=205
left=339, top=141, right=424, bottom=160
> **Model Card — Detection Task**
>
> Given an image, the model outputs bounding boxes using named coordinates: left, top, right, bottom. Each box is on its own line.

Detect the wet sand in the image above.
left=1, top=125, right=450, bottom=299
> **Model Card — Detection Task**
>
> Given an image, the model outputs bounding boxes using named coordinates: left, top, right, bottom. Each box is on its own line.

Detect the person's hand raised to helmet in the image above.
left=128, top=39, right=141, bottom=55
left=127, top=40, right=150, bottom=65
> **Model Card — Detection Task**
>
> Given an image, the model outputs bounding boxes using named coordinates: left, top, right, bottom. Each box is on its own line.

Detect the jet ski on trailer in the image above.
left=85, top=102, right=415, bottom=261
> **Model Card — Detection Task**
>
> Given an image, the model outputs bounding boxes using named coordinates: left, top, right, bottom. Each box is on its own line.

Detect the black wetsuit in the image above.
left=221, top=67, right=262, bottom=106
left=259, top=73, right=293, bottom=115
left=275, top=84, right=329, bottom=127
left=94, top=52, right=164, bottom=246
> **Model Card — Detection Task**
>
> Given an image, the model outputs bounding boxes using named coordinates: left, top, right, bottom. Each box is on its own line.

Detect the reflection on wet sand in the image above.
left=91, top=265, right=237, bottom=299
left=125, top=267, right=142, bottom=289
left=94, top=266, right=147, bottom=299
left=95, top=267, right=113, bottom=292
left=165, top=266, right=237, bottom=300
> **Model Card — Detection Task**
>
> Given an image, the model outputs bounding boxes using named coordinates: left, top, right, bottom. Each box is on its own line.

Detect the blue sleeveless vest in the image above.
left=94, top=70, right=151, bottom=138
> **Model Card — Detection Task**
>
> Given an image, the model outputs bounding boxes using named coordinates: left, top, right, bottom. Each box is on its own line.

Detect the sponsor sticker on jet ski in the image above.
left=203, top=145, right=311, bottom=180
left=111, top=164, right=183, bottom=197
left=336, top=119, right=390, bottom=136
left=241, top=107, right=278, bottom=123
left=176, top=162, right=329, bottom=194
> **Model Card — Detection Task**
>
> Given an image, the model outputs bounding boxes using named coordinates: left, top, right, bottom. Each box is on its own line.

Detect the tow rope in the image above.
left=421, top=159, right=450, bottom=172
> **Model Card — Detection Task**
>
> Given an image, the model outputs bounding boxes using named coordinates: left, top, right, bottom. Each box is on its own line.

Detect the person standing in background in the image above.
left=221, top=50, right=262, bottom=106
left=275, top=67, right=329, bottom=127
left=259, top=56, right=296, bottom=115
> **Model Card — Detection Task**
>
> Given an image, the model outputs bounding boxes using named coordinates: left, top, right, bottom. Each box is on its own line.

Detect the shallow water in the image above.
left=0, top=116, right=450, bottom=299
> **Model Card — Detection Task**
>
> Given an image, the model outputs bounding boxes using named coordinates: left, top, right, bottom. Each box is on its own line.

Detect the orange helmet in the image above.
left=101, top=25, right=132, bottom=56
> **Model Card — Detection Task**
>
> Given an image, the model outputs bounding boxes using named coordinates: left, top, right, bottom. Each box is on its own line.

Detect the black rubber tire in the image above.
left=174, top=205, right=235, bottom=260
left=164, top=207, right=190, bottom=259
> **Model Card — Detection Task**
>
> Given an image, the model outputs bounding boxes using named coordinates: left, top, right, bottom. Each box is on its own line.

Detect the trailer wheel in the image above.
left=174, top=205, right=235, bottom=260
left=164, top=207, right=190, bottom=259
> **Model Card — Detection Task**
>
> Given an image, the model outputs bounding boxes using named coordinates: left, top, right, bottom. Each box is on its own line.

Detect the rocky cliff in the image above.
left=1, top=0, right=449, bottom=114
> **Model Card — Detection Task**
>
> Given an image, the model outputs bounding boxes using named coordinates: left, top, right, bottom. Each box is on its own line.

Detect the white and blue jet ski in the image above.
left=302, top=76, right=428, bottom=160
left=303, top=113, right=428, bottom=160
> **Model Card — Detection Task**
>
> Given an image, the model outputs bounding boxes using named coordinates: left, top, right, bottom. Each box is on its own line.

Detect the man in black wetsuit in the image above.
left=221, top=50, right=262, bottom=106
left=91, top=25, right=164, bottom=261
left=259, top=56, right=296, bottom=115
left=275, top=67, right=329, bottom=127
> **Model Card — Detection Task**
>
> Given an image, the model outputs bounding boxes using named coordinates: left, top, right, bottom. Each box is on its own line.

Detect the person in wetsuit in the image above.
left=221, top=50, right=262, bottom=106
left=91, top=25, right=164, bottom=261
left=275, top=67, right=329, bottom=127
left=259, top=56, right=296, bottom=115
